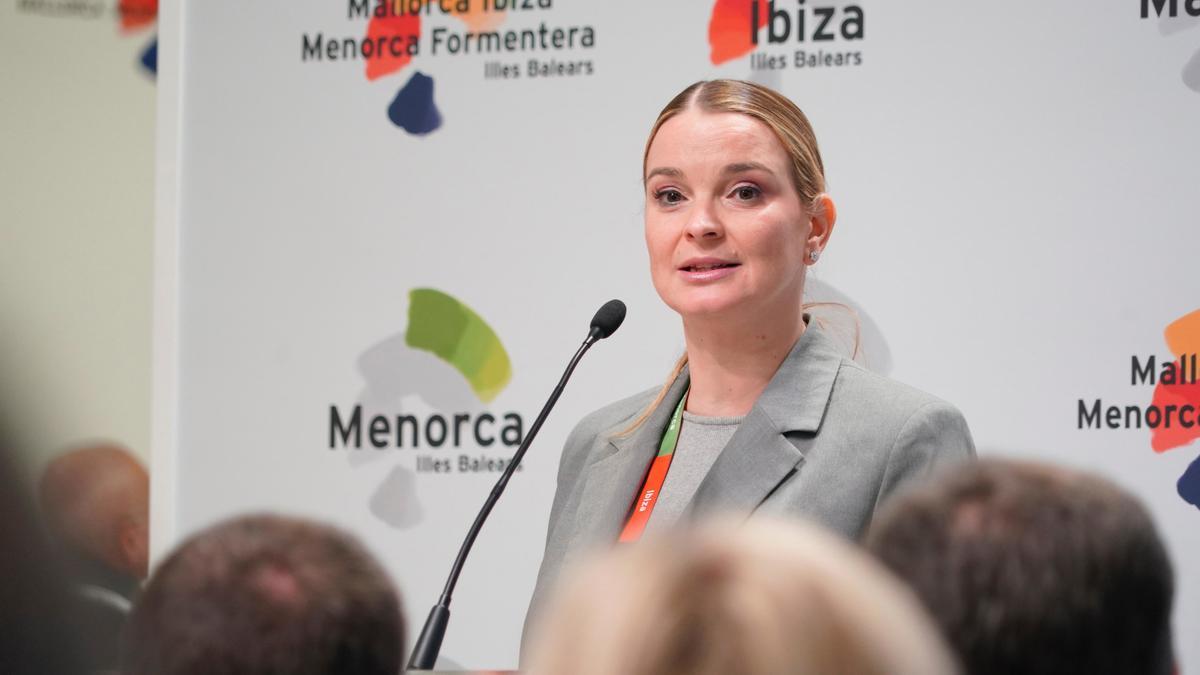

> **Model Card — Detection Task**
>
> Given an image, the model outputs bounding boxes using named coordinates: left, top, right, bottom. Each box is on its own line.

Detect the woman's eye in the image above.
left=655, top=189, right=684, bottom=205
left=733, top=185, right=761, bottom=201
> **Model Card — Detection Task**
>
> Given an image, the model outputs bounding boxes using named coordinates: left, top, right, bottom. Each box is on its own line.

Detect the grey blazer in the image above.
left=525, top=323, right=976, bottom=634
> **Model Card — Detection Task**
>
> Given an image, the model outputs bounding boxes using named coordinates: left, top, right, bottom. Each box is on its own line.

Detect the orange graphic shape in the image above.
left=119, top=0, right=157, bottom=32
left=1150, top=309, right=1200, bottom=453
left=708, top=0, right=768, bottom=65
left=1165, top=309, right=1200, bottom=357
left=454, top=4, right=505, bottom=31
left=365, top=13, right=422, bottom=81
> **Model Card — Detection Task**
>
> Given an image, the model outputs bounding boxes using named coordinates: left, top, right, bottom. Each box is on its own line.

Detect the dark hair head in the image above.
left=865, top=459, right=1175, bottom=675
left=122, top=514, right=404, bottom=675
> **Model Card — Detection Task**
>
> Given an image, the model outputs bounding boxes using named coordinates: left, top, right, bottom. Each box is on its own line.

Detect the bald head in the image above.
left=40, top=444, right=149, bottom=580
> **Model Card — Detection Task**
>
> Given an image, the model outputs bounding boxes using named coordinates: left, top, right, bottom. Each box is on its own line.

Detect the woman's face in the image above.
left=644, top=108, right=817, bottom=323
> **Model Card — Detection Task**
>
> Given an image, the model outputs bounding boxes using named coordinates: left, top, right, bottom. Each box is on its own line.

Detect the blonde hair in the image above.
left=625, top=80, right=849, bottom=436
left=525, top=518, right=959, bottom=675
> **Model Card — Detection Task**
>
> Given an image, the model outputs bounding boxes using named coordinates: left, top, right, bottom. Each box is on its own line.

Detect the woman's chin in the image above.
left=672, top=298, right=746, bottom=321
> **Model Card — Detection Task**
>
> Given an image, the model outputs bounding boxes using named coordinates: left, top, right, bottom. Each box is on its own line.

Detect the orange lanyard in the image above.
left=618, top=390, right=688, bottom=543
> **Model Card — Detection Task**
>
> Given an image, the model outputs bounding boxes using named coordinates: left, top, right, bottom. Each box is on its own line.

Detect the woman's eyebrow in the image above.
left=645, top=167, right=683, bottom=182
left=722, top=161, right=773, bottom=176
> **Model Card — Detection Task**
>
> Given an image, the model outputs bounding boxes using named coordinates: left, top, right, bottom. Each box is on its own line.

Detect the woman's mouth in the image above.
left=678, top=260, right=741, bottom=282
left=681, top=262, right=739, bottom=272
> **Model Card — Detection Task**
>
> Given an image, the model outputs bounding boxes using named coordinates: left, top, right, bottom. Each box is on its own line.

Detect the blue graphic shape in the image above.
left=140, top=37, right=157, bottom=77
left=388, top=71, right=442, bottom=135
left=1180, top=454, right=1200, bottom=509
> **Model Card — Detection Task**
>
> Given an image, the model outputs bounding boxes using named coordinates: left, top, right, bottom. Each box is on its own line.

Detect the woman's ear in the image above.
left=806, top=194, right=837, bottom=263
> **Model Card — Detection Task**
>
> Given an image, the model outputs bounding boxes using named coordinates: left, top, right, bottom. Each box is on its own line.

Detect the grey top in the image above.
left=645, top=412, right=743, bottom=535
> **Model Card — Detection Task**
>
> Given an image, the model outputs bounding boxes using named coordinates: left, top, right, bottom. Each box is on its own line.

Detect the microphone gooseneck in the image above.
left=407, top=299, right=626, bottom=671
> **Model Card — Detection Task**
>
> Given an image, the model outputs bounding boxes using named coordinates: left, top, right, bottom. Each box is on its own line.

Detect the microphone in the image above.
left=407, top=299, right=627, bottom=671
left=589, top=299, right=626, bottom=340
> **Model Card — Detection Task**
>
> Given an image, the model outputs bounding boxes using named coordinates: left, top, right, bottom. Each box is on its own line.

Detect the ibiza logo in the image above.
left=708, top=0, right=865, bottom=71
left=300, top=0, right=598, bottom=135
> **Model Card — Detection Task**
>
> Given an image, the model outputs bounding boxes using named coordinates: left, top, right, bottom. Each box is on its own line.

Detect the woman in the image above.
left=527, top=79, right=975, bottom=623
left=525, top=518, right=959, bottom=675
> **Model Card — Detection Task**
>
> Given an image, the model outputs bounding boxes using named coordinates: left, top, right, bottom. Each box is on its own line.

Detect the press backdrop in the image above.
left=155, top=0, right=1200, bottom=668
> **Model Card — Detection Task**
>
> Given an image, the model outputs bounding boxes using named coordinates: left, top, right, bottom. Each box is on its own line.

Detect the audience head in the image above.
left=866, top=459, right=1175, bottom=675
left=526, top=517, right=958, bottom=675
left=122, top=513, right=405, bottom=675
left=39, top=442, right=150, bottom=579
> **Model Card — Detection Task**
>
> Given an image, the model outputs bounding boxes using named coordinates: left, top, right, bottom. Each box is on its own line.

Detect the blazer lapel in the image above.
left=688, top=406, right=805, bottom=517
left=689, top=323, right=844, bottom=518
left=566, top=370, right=691, bottom=556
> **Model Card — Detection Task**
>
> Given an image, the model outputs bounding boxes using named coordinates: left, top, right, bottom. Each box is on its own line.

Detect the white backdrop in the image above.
left=156, top=0, right=1200, bottom=668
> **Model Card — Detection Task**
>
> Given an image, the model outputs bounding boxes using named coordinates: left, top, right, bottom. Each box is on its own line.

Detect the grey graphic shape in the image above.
left=1184, top=48, right=1200, bottom=92
left=1160, top=12, right=1200, bottom=36
left=369, top=465, right=424, bottom=528
left=1158, top=12, right=1200, bottom=94
left=351, top=331, right=486, bottom=529
left=352, top=331, right=484, bottom=468
left=804, top=277, right=894, bottom=375
left=357, top=331, right=483, bottom=412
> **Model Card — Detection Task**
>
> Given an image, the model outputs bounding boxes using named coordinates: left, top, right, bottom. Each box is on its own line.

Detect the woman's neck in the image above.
left=682, top=307, right=806, bottom=417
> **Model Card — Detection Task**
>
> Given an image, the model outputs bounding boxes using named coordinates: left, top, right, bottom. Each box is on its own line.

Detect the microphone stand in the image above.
left=406, top=328, right=608, bottom=670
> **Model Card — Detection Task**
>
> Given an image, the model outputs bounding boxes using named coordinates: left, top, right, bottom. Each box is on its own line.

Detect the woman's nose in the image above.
left=684, top=201, right=723, bottom=240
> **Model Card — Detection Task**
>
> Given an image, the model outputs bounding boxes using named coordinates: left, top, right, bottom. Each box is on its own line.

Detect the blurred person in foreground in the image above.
left=865, top=459, right=1175, bottom=675
left=39, top=442, right=148, bottom=671
left=40, top=443, right=150, bottom=596
left=122, top=513, right=405, bottom=675
left=0, top=424, right=89, bottom=674
left=525, top=518, right=958, bottom=675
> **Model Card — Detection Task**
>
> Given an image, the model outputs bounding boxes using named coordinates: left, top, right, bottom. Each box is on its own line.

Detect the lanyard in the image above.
left=618, top=389, right=688, bottom=543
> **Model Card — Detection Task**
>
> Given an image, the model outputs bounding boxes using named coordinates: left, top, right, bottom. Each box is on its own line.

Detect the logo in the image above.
left=1141, top=0, right=1200, bottom=18
left=300, top=0, right=598, bottom=135
left=1141, top=0, right=1200, bottom=95
left=330, top=288, right=526, bottom=528
left=1076, top=309, right=1200, bottom=511
left=708, top=0, right=865, bottom=71
left=1149, top=310, right=1200, bottom=507
left=403, top=288, right=512, bottom=402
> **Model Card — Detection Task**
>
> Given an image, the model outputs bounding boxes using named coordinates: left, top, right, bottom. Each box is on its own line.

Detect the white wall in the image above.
left=0, top=0, right=156, bottom=477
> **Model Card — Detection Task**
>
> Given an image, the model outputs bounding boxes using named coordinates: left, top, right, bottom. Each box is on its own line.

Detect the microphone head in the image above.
left=589, top=300, right=626, bottom=340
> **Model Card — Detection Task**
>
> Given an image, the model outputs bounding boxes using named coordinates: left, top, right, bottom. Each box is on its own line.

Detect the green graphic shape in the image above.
left=405, top=288, right=512, bottom=403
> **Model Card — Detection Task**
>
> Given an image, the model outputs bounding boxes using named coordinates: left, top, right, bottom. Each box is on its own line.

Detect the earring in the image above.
left=809, top=249, right=820, bottom=263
